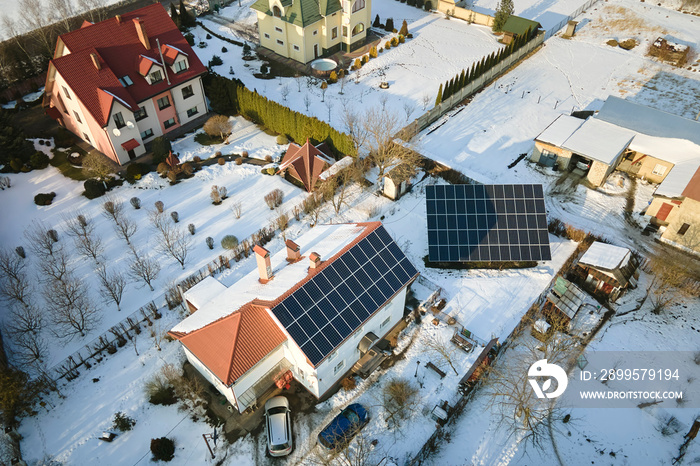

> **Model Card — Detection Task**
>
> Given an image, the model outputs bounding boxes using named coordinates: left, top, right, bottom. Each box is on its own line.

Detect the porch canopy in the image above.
left=358, top=332, right=379, bottom=354
left=121, top=138, right=140, bottom=151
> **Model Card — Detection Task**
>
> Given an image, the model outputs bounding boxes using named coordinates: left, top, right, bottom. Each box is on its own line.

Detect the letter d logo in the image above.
left=528, top=359, right=568, bottom=399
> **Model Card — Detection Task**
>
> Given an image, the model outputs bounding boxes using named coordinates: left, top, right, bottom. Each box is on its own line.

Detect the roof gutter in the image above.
left=156, top=38, right=171, bottom=85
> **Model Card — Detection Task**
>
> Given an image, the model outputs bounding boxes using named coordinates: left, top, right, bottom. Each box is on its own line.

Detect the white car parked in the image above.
left=265, top=396, right=293, bottom=457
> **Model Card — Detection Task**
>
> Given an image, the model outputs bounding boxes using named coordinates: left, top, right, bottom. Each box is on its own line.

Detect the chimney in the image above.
left=286, top=240, right=301, bottom=262
left=254, top=245, right=273, bottom=282
left=309, top=252, right=321, bottom=269
left=115, top=14, right=121, bottom=23
left=90, top=53, right=101, bottom=70
left=134, top=18, right=149, bottom=50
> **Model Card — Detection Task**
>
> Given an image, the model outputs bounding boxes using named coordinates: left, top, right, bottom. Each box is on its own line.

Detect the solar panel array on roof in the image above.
left=271, top=226, right=418, bottom=366
left=426, top=184, right=551, bottom=263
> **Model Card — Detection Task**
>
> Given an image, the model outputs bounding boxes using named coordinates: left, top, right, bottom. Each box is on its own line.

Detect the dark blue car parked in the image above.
left=317, top=403, right=369, bottom=450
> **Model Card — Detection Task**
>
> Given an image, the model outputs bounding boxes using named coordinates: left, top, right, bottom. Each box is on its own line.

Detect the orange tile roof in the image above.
left=278, top=139, right=335, bottom=192
left=48, top=4, right=206, bottom=127
left=171, top=304, right=287, bottom=385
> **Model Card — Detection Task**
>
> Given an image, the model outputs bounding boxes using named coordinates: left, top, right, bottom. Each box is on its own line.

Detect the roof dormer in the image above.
left=138, top=55, right=165, bottom=84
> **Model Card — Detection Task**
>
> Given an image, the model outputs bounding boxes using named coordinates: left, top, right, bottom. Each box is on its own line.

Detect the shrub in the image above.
left=379, top=47, right=384, bottom=53
left=221, top=235, right=239, bottom=249
left=150, top=437, right=175, bottom=462
left=264, top=188, right=284, bottom=209
left=193, top=155, right=202, bottom=163
left=399, top=19, right=409, bottom=36
left=151, top=137, right=172, bottom=165
left=184, top=32, right=194, bottom=45
left=391, top=36, right=399, bottom=47
left=276, top=134, right=289, bottom=145
left=167, top=171, right=177, bottom=183
left=113, top=412, right=136, bottom=432
left=188, top=223, right=195, bottom=235
left=181, top=162, right=193, bottom=176
left=338, top=68, right=345, bottom=78
left=145, top=375, right=177, bottom=406
left=329, top=70, right=338, bottom=83
left=241, top=150, right=249, bottom=158
left=209, top=55, right=223, bottom=67
left=373, top=14, right=381, bottom=28
left=399, top=34, right=405, bottom=43
left=341, top=376, right=357, bottom=391
left=217, top=157, right=225, bottom=165
left=130, top=197, right=141, bottom=209
left=211, top=185, right=222, bottom=204
left=221, top=46, right=228, bottom=53
left=369, top=46, right=377, bottom=58
left=385, top=18, right=394, bottom=31
left=30, top=151, right=49, bottom=169
left=34, top=192, right=56, bottom=206
left=235, top=157, right=243, bottom=165
left=10, top=159, right=23, bottom=172
left=83, top=178, right=106, bottom=199
left=206, top=34, right=212, bottom=39
left=260, top=64, right=269, bottom=74
left=407, top=33, right=413, bottom=38
left=361, top=55, right=368, bottom=65
left=206, top=237, right=215, bottom=249
left=54, top=127, right=74, bottom=147
left=126, top=162, right=148, bottom=180
left=157, top=162, right=169, bottom=176
left=382, top=377, right=419, bottom=423
left=424, top=0, right=432, bottom=10
left=155, top=200, right=164, bottom=213
left=353, top=58, right=362, bottom=69
left=385, top=41, right=391, bottom=50
left=261, top=167, right=276, bottom=175
left=171, top=211, right=179, bottom=223
left=264, top=155, right=273, bottom=163
left=15, top=246, right=25, bottom=259
left=215, top=151, right=222, bottom=157
left=47, top=229, right=59, bottom=242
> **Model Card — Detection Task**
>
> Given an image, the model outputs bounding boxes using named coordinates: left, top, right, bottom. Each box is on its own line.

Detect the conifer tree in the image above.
left=492, top=0, right=514, bottom=33
left=435, top=83, right=443, bottom=106
left=459, top=69, right=466, bottom=89
left=373, top=14, right=381, bottom=28
left=399, top=20, right=409, bottom=36
left=444, top=79, right=452, bottom=99
left=170, top=3, right=180, bottom=28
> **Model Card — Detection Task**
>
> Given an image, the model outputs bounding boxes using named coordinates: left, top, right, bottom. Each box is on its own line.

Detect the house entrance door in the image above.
left=127, top=149, right=136, bottom=160
left=314, top=44, right=319, bottom=59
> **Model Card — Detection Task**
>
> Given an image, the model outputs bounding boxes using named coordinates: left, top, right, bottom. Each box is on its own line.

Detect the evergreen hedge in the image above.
left=204, top=75, right=355, bottom=158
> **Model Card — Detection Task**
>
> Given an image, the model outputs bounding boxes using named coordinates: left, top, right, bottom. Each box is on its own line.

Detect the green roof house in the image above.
left=251, top=0, right=372, bottom=63
left=501, top=16, right=540, bottom=45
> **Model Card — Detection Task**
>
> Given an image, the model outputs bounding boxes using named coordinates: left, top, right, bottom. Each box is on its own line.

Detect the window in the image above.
left=342, top=26, right=348, bottom=37
left=313, top=30, right=318, bottom=36
left=328, top=351, right=337, bottom=362
left=157, top=96, right=171, bottom=110
left=332, top=27, right=338, bottom=39
left=293, top=45, right=300, bottom=51
left=149, top=69, right=163, bottom=84
left=264, top=33, right=270, bottom=39
left=182, top=85, right=194, bottom=99
left=82, top=132, right=90, bottom=143
left=273, top=5, right=281, bottom=17
left=163, top=117, right=176, bottom=129
left=652, top=164, right=667, bottom=176
left=352, top=23, right=365, bottom=36
left=118, top=75, right=133, bottom=87
left=352, top=0, right=365, bottom=12
left=113, top=112, right=125, bottom=129
left=62, top=86, right=71, bottom=99
left=277, top=39, right=284, bottom=45
left=333, top=360, right=345, bottom=375
left=134, top=106, right=147, bottom=121
left=380, top=315, right=391, bottom=329
left=140, top=128, right=154, bottom=140
left=678, top=223, right=690, bottom=236
left=186, top=106, right=198, bottom=117
left=275, top=26, right=283, bottom=33
left=73, top=111, right=82, bottom=123
left=174, top=60, right=187, bottom=73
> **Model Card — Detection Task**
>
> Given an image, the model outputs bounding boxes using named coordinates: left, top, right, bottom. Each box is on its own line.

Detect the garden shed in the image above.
left=576, top=241, right=638, bottom=301
left=501, top=16, right=541, bottom=45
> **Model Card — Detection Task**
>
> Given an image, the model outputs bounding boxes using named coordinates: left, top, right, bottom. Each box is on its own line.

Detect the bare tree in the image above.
left=381, top=377, right=421, bottom=429
left=203, top=114, right=233, bottom=141
left=325, top=100, right=334, bottom=121
left=422, top=93, right=431, bottom=111
left=0, top=248, right=33, bottom=309
left=362, top=108, right=422, bottom=183
left=342, top=106, right=369, bottom=154
left=303, top=192, right=325, bottom=227
left=16, top=0, right=54, bottom=56
left=102, top=198, right=138, bottom=245
left=10, top=331, right=48, bottom=367
left=274, top=209, right=290, bottom=241
left=280, top=84, right=290, bottom=101
left=24, top=220, right=59, bottom=259
left=149, top=320, right=165, bottom=351
left=230, top=201, right=242, bottom=219
left=320, top=161, right=363, bottom=215
left=403, top=101, right=416, bottom=122
left=150, top=211, right=192, bottom=269
left=38, top=247, right=71, bottom=282
left=311, top=430, right=385, bottom=466
left=304, top=94, right=312, bottom=112
left=422, top=333, right=460, bottom=375
left=64, top=213, right=104, bottom=262
left=77, top=0, right=109, bottom=23
left=129, top=253, right=161, bottom=291
left=44, top=275, right=100, bottom=340
left=6, top=304, right=44, bottom=337
left=96, top=265, right=127, bottom=311
left=49, top=0, right=77, bottom=34
left=646, top=248, right=699, bottom=314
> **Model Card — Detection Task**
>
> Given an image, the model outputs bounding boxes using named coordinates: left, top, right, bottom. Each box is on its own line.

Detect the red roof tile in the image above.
left=682, top=166, right=700, bottom=203
left=49, top=4, right=206, bottom=127
left=121, top=138, right=140, bottom=150
left=173, top=304, right=287, bottom=385
left=278, top=140, right=335, bottom=192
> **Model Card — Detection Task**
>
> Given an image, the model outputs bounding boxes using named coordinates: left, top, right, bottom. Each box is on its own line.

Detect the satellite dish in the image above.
left=126, top=121, right=134, bottom=129
left=112, top=128, right=121, bottom=137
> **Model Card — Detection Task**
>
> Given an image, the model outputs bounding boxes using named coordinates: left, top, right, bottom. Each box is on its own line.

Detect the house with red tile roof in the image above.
left=43, top=4, right=208, bottom=165
left=169, top=222, right=418, bottom=412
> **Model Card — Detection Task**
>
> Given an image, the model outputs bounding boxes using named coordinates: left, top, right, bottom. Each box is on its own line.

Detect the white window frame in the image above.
left=652, top=164, right=667, bottom=176
left=380, top=315, right=391, bottom=329
left=328, top=350, right=338, bottom=362
left=174, top=60, right=188, bottom=73
left=334, top=359, right=345, bottom=375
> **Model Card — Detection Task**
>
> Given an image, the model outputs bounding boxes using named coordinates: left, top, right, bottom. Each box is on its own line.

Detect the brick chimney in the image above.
left=286, top=240, right=301, bottom=262
left=254, top=245, right=273, bottom=282
left=134, top=18, right=149, bottom=50
left=309, top=252, right=321, bottom=269
left=90, top=53, right=101, bottom=70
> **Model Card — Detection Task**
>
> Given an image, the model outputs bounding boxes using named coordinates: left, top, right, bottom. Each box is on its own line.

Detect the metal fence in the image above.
left=544, top=0, right=600, bottom=39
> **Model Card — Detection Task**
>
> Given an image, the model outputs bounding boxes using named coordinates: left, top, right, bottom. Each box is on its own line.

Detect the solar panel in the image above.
left=426, top=184, right=551, bottom=263
left=271, top=225, right=419, bottom=366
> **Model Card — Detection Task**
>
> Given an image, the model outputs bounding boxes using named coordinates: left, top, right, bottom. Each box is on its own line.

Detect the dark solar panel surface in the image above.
left=426, top=184, right=551, bottom=262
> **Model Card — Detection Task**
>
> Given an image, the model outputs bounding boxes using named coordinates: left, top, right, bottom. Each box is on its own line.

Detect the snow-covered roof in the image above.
left=596, top=96, right=700, bottom=146
left=183, top=276, right=228, bottom=310
left=319, top=155, right=353, bottom=181
left=579, top=241, right=630, bottom=271
left=171, top=223, right=373, bottom=334
left=561, top=118, right=634, bottom=165
left=535, top=114, right=584, bottom=147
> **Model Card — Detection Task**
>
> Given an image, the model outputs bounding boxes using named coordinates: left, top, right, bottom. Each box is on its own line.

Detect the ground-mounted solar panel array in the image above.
left=271, top=226, right=419, bottom=366
left=426, top=184, right=551, bottom=263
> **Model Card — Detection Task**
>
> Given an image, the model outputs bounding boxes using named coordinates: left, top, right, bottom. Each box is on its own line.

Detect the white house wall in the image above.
left=231, top=344, right=288, bottom=405
left=104, top=99, right=146, bottom=164
left=183, top=346, right=237, bottom=407
left=169, top=77, right=207, bottom=127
